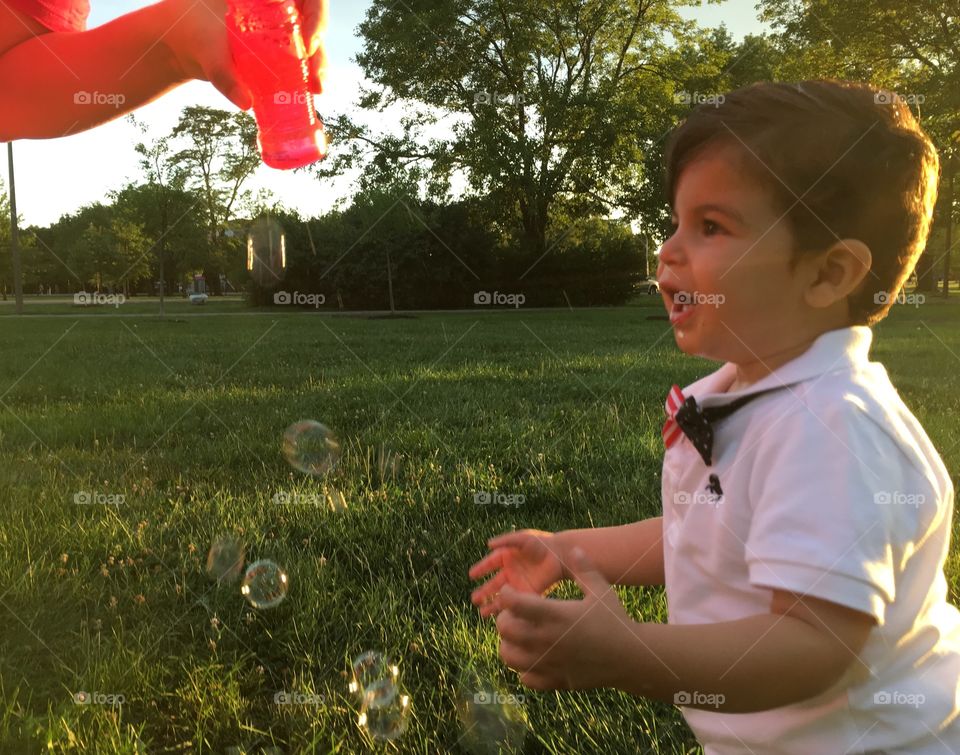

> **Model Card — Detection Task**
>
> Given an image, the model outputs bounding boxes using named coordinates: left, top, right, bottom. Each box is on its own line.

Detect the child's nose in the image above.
left=657, top=233, right=684, bottom=270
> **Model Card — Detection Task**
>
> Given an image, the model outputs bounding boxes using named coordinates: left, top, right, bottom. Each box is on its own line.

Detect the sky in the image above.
left=10, top=0, right=770, bottom=227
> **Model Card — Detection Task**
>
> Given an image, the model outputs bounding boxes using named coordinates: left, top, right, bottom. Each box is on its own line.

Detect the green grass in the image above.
left=0, top=300, right=958, bottom=754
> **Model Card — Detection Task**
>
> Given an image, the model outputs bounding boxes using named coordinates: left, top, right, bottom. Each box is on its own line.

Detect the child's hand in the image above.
left=162, top=0, right=328, bottom=110
left=469, top=530, right=566, bottom=618
left=494, top=548, right=635, bottom=691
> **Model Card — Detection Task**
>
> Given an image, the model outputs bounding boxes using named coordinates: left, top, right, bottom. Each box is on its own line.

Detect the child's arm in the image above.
left=470, top=517, right=663, bottom=618
left=554, top=516, right=664, bottom=587
left=495, top=550, right=876, bottom=713
left=608, top=591, right=876, bottom=712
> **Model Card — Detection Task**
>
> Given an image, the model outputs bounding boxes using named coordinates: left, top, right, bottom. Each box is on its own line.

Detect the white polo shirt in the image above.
left=661, top=325, right=960, bottom=754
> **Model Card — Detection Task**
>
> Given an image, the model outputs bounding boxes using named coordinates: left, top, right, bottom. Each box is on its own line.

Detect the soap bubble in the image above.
left=206, top=535, right=245, bottom=584
left=455, top=668, right=528, bottom=754
left=358, top=691, right=410, bottom=742
left=240, top=559, right=289, bottom=609
left=349, top=650, right=400, bottom=709
left=283, top=420, right=340, bottom=476
left=246, top=216, right=286, bottom=287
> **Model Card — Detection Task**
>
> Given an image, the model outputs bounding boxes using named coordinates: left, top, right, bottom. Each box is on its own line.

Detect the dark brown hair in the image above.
left=663, top=79, right=940, bottom=326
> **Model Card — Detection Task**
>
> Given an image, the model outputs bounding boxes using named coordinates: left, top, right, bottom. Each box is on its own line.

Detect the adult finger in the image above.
left=299, top=0, right=327, bottom=57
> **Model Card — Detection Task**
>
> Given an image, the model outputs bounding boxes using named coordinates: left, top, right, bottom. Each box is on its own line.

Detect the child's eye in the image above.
left=702, top=219, right=723, bottom=236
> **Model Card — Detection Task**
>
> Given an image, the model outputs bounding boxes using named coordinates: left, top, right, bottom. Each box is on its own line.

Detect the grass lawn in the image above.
left=0, top=297, right=958, bottom=753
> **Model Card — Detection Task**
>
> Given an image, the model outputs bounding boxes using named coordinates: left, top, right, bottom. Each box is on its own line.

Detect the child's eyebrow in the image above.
left=673, top=203, right=748, bottom=228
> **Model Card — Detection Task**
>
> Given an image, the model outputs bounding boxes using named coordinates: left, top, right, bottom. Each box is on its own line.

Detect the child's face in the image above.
left=656, top=141, right=817, bottom=370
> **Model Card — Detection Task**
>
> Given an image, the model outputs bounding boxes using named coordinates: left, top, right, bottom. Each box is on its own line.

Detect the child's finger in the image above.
left=498, top=636, right=537, bottom=672
left=498, top=584, right=553, bottom=623
left=468, top=548, right=505, bottom=580
left=470, top=570, right=508, bottom=606
left=519, top=669, right=562, bottom=690
left=486, top=531, right=531, bottom=549
left=495, top=608, right=539, bottom=647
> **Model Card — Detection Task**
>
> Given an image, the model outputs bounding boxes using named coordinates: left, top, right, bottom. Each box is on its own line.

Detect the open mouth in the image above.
left=669, top=298, right=697, bottom=326
left=660, top=284, right=698, bottom=326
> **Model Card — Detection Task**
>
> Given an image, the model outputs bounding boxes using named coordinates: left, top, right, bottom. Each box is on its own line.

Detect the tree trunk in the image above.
left=7, top=144, right=22, bottom=314
left=915, top=249, right=936, bottom=292
left=942, top=151, right=955, bottom=298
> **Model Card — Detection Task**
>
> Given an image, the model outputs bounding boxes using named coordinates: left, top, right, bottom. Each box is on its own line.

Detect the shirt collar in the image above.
left=680, top=326, right=874, bottom=410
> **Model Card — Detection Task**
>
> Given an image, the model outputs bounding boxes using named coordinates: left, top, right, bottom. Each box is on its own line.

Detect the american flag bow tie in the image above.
left=662, top=384, right=715, bottom=466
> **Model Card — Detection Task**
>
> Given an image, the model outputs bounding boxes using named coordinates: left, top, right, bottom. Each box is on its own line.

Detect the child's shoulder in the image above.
left=775, top=364, right=951, bottom=500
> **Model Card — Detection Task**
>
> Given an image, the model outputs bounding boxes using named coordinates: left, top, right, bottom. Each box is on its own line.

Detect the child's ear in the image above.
left=803, top=239, right=872, bottom=309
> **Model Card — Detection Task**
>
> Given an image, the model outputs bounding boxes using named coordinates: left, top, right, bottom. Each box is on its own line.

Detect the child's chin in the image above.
left=674, top=332, right=723, bottom=362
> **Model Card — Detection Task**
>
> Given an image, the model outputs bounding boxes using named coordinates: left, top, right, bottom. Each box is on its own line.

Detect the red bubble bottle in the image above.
left=226, top=0, right=327, bottom=170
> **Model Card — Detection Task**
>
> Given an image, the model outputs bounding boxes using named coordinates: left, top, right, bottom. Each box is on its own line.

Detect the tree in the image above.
left=169, top=106, right=261, bottom=294
left=758, top=0, right=960, bottom=293
left=317, top=0, right=727, bottom=262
